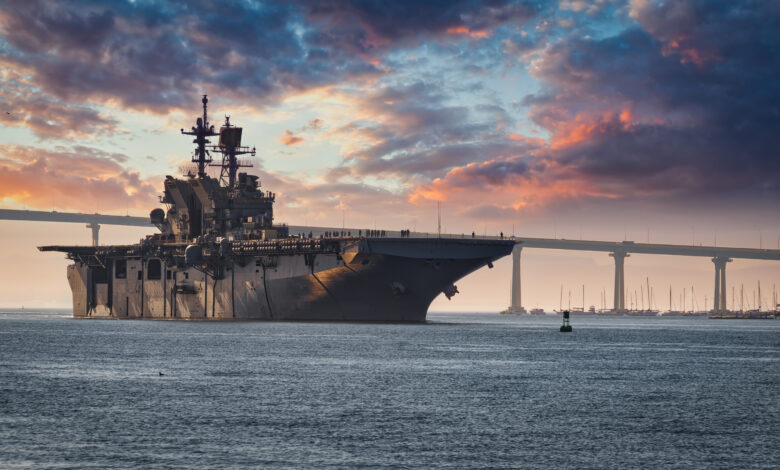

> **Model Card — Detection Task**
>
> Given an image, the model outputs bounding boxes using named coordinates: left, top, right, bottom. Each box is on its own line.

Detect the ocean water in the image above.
left=0, top=310, right=778, bottom=469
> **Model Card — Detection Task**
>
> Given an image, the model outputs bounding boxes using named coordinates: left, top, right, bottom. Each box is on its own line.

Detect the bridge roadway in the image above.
left=2, top=208, right=779, bottom=313
left=500, top=237, right=780, bottom=315
left=0, top=209, right=150, bottom=247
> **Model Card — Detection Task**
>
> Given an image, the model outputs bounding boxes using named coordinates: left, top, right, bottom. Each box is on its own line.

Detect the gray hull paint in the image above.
left=67, top=238, right=514, bottom=322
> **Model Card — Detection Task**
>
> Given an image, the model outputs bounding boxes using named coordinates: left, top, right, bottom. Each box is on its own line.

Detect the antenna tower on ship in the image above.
left=208, top=115, right=255, bottom=187
left=181, top=94, right=219, bottom=178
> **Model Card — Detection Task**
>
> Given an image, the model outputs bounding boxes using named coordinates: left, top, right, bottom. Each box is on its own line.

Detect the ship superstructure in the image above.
left=41, top=97, right=514, bottom=321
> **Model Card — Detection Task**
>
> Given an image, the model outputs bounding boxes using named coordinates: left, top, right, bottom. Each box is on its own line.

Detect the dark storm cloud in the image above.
left=0, top=0, right=542, bottom=113
left=303, top=0, right=540, bottom=49
left=515, top=0, right=780, bottom=196
left=0, top=0, right=377, bottom=111
left=405, top=0, right=780, bottom=212
left=451, top=157, right=532, bottom=186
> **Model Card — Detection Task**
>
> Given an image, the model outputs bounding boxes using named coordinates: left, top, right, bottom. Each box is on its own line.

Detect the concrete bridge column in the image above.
left=713, top=261, right=721, bottom=311
left=86, top=222, right=100, bottom=246
left=712, top=257, right=731, bottom=312
left=507, top=244, right=526, bottom=313
left=610, top=250, right=629, bottom=312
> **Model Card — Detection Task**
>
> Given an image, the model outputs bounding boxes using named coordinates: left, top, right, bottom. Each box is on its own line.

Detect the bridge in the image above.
left=2, top=208, right=779, bottom=314
left=502, top=238, right=780, bottom=315
left=0, top=209, right=149, bottom=246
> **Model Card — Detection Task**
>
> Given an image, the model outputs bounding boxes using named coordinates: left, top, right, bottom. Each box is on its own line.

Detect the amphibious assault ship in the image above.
left=40, top=97, right=514, bottom=322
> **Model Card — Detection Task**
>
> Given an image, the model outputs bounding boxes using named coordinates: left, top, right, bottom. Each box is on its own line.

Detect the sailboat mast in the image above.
left=559, top=285, right=563, bottom=311
left=741, top=283, right=744, bottom=312
left=732, top=286, right=735, bottom=312
left=647, top=277, right=651, bottom=311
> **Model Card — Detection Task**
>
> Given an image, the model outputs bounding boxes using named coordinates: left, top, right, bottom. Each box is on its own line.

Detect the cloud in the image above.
left=0, top=144, right=157, bottom=212
left=408, top=153, right=617, bottom=214
left=0, top=0, right=543, bottom=115
left=278, top=130, right=304, bottom=146
left=378, top=1, right=779, bottom=217
left=0, top=0, right=380, bottom=112
left=245, top=167, right=420, bottom=230
left=501, top=1, right=780, bottom=200
left=0, top=58, right=119, bottom=139
left=303, top=0, right=540, bottom=52
left=302, top=118, right=323, bottom=131
left=0, top=96, right=118, bottom=139
left=324, top=81, right=531, bottom=181
left=0, top=0, right=777, bottom=228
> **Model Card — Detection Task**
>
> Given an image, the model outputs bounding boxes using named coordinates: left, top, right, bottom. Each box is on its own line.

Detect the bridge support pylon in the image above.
left=610, top=250, right=629, bottom=313
left=86, top=222, right=100, bottom=246
left=712, top=257, right=731, bottom=313
left=505, top=244, right=526, bottom=313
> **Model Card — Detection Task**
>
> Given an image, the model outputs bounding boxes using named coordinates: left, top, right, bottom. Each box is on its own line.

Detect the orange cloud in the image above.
left=662, top=39, right=719, bottom=66
left=408, top=157, right=618, bottom=213
left=549, top=109, right=635, bottom=150
left=446, top=26, right=491, bottom=39
left=508, top=133, right=545, bottom=146
left=0, top=145, right=157, bottom=212
left=278, top=130, right=304, bottom=146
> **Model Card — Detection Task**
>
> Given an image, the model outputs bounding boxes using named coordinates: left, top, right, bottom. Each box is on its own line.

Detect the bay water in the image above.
left=1, top=310, right=778, bottom=469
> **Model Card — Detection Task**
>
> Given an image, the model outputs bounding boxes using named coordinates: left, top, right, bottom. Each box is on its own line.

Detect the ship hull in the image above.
left=61, top=238, right=514, bottom=322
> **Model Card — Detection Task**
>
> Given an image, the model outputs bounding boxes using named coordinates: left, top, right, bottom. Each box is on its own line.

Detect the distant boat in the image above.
left=661, top=310, right=685, bottom=316
left=626, top=309, right=660, bottom=317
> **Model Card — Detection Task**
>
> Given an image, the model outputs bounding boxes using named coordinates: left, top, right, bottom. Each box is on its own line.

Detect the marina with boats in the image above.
left=502, top=278, right=779, bottom=319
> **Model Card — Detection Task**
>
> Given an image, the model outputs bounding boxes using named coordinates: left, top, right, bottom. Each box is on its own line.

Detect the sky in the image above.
left=0, top=0, right=778, bottom=311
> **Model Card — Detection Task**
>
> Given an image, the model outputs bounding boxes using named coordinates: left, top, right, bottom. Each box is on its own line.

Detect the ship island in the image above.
left=40, top=96, right=514, bottom=322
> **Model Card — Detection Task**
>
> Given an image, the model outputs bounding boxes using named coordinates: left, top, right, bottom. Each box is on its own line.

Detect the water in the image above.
left=1, top=311, right=778, bottom=469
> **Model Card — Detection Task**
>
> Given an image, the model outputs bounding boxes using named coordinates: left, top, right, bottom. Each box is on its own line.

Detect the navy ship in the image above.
left=40, top=97, right=514, bottom=322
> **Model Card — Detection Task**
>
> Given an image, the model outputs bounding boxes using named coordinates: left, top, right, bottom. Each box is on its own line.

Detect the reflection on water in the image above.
left=0, top=311, right=778, bottom=469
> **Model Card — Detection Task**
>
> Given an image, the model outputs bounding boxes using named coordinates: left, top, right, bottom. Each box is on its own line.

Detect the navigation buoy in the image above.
left=560, top=310, right=572, bottom=332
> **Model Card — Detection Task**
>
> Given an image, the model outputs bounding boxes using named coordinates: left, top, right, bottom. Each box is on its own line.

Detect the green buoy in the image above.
left=560, top=310, right=572, bottom=332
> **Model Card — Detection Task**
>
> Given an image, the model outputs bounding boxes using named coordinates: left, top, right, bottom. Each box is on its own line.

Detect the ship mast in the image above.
left=181, top=94, right=219, bottom=178
left=208, top=115, right=255, bottom=187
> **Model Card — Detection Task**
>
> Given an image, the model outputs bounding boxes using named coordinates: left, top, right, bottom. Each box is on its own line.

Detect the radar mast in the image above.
left=208, top=115, right=255, bottom=187
left=181, top=94, right=219, bottom=178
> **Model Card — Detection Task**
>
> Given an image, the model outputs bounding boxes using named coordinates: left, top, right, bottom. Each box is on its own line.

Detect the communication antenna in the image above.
left=207, top=115, right=255, bottom=187
left=437, top=201, right=441, bottom=238
left=181, top=95, right=219, bottom=178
